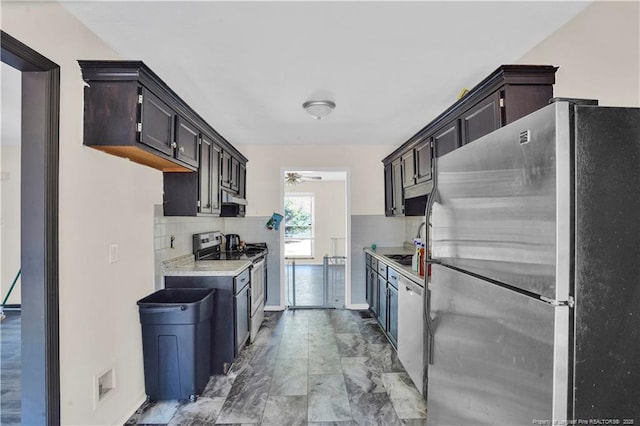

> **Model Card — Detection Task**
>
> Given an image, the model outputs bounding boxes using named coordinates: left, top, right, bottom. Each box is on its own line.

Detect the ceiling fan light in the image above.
left=303, top=100, right=336, bottom=120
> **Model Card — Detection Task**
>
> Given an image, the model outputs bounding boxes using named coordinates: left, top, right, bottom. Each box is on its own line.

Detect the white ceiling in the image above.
left=61, top=1, right=590, bottom=147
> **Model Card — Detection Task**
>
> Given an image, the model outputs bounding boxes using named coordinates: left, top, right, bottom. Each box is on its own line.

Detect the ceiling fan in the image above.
left=285, top=172, right=322, bottom=185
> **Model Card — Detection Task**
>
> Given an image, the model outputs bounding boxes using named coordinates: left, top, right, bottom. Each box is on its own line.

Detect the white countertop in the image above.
left=162, top=254, right=252, bottom=277
left=364, top=246, right=425, bottom=286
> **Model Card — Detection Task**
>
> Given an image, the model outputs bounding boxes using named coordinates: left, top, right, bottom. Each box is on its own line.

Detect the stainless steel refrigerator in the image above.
left=425, top=99, right=640, bottom=425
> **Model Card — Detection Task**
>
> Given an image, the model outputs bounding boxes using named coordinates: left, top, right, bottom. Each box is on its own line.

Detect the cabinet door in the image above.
left=378, top=276, right=387, bottom=329
left=221, top=151, right=231, bottom=189
left=462, top=92, right=501, bottom=145
left=234, top=284, right=250, bottom=356
left=210, top=143, right=221, bottom=213
left=415, top=138, right=432, bottom=183
left=401, top=150, right=416, bottom=189
left=391, top=158, right=404, bottom=216
left=230, top=156, right=240, bottom=192
left=384, top=164, right=394, bottom=217
left=175, top=116, right=199, bottom=167
left=433, top=120, right=460, bottom=158
left=388, top=284, right=398, bottom=347
left=365, top=265, right=371, bottom=306
left=198, top=136, right=213, bottom=214
left=370, top=268, right=379, bottom=317
left=140, top=88, right=175, bottom=156
left=238, top=162, right=246, bottom=199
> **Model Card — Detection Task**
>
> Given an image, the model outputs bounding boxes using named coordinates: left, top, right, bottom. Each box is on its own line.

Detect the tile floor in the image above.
left=126, top=309, right=427, bottom=425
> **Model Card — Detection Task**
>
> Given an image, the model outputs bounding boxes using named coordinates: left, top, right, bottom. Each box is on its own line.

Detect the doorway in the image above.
left=281, top=170, right=349, bottom=309
left=1, top=31, right=60, bottom=425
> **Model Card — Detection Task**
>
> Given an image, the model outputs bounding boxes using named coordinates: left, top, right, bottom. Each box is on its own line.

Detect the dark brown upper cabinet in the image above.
left=78, top=60, right=246, bottom=175
left=401, top=151, right=416, bottom=189
left=414, top=138, right=432, bottom=184
left=139, top=87, right=175, bottom=157
left=163, top=132, right=223, bottom=217
left=384, top=163, right=394, bottom=217
left=382, top=64, right=557, bottom=216
left=461, top=91, right=502, bottom=146
left=220, top=150, right=244, bottom=197
left=230, top=156, right=240, bottom=193
left=433, top=120, right=460, bottom=158
left=79, top=61, right=247, bottom=217
left=175, top=116, right=199, bottom=168
left=196, top=134, right=221, bottom=215
left=391, top=158, right=404, bottom=216
left=221, top=151, right=231, bottom=189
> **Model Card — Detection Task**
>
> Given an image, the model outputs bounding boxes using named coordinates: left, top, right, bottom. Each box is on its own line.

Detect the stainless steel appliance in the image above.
left=397, top=275, right=424, bottom=394
left=249, top=257, right=265, bottom=342
left=225, top=234, right=241, bottom=252
left=220, top=189, right=246, bottom=217
left=426, top=100, right=640, bottom=424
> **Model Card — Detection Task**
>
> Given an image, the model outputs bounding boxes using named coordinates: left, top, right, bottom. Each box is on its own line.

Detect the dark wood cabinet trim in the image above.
left=78, top=60, right=247, bottom=163
left=382, top=64, right=557, bottom=163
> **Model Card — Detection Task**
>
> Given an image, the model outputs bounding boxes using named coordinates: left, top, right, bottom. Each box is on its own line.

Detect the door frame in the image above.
left=1, top=31, right=60, bottom=425
left=279, top=167, right=352, bottom=309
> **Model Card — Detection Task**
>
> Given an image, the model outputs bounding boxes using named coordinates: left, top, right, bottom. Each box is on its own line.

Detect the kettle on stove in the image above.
left=225, top=234, right=241, bottom=252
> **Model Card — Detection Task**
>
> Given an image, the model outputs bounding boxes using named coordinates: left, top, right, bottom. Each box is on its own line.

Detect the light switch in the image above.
left=109, top=244, right=119, bottom=264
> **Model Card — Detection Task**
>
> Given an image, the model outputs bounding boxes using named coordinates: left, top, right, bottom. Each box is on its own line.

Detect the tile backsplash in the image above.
left=153, top=206, right=282, bottom=304
left=153, top=205, right=424, bottom=306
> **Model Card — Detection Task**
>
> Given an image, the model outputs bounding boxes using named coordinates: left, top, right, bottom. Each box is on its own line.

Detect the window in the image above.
left=284, top=193, right=314, bottom=258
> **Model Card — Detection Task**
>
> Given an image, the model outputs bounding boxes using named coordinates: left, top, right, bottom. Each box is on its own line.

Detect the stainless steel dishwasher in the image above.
left=398, top=275, right=424, bottom=395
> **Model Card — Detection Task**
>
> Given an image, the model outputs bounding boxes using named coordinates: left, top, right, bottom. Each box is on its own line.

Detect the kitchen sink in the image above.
left=384, top=254, right=413, bottom=266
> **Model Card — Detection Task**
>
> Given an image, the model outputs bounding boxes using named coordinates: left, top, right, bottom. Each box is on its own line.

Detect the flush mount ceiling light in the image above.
left=302, top=100, right=336, bottom=120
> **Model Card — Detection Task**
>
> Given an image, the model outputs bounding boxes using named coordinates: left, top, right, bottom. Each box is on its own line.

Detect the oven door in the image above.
left=250, top=258, right=266, bottom=342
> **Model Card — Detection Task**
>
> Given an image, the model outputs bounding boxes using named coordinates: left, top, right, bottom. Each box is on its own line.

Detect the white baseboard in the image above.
left=346, top=303, right=369, bottom=310
left=265, top=305, right=285, bottom=312
left=114, top=394, right=147, bottom=426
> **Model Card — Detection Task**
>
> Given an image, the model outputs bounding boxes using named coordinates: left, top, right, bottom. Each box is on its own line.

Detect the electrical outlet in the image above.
left=109, top=244, right=119, bottom=263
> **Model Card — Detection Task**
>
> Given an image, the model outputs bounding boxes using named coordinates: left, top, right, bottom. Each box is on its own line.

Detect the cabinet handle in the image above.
left=171, top=142, right=177, bottom=148
left=179, top=146, right=185, bottom=153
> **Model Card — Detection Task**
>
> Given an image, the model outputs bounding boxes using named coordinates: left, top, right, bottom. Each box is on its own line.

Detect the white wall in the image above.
left=2, top=3, right=162, bottom=425
left=285, top=180, right=346, bottom=264
left=1, top=63, right=22, bottom=305
left=239, top=144, right=389, bottom=217
left=516, top=1, right=639, bottom=106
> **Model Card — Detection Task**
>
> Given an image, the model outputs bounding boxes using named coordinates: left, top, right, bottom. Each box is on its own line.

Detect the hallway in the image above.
left=126, top=309, right=427, bottom=425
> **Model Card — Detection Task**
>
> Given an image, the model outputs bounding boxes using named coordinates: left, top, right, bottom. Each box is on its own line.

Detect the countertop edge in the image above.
left=162, top=256, right=252, bottom=277
left=363, top=247, right=425, bottom=286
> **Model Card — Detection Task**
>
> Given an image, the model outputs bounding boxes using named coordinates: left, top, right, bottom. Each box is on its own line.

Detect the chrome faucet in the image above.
left=415, top=221, right=426, bottom=240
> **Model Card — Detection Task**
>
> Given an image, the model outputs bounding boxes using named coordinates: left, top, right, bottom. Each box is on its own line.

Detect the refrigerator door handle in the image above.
left=425, top=288, right=435, bottom=365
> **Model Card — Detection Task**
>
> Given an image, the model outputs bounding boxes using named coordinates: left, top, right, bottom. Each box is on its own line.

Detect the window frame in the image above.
left=284, top=192, right=315, bottom=259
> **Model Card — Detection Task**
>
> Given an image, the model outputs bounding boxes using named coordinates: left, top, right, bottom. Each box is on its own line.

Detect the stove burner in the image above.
left=192, top=231, right=268, bottom=262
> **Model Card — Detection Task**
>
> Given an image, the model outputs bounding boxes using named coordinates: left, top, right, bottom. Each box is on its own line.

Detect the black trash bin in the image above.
left=137, top=288, right=214, bottom=402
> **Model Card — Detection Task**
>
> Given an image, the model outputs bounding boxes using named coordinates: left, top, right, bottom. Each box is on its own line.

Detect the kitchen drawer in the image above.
left=377, top=262, right=388, bottom=279
left=371, top=257, right=378, bottom=273
left=366, top=254, right=372, bottom=267
left=234, top=268, right=250, bottom=292
left=387, top=267, right=399, bottom=289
